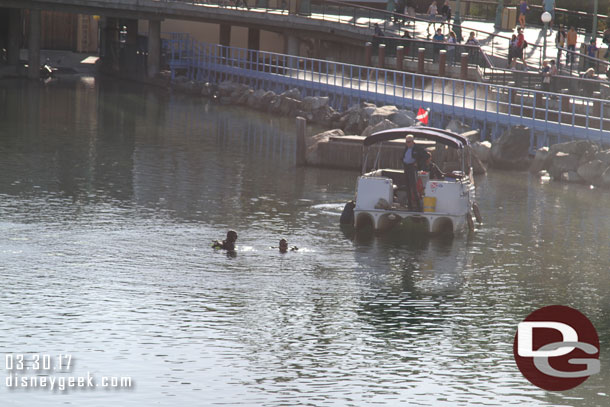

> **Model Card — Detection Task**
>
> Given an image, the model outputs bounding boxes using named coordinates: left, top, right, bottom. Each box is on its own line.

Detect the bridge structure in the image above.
left=1, top=0, right=609, bottom=146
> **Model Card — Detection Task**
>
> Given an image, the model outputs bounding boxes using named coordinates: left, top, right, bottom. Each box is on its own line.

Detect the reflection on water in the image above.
left=0, top=77, right=608, bottom=407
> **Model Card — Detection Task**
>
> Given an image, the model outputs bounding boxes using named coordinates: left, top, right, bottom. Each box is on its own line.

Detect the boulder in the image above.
left=360, top=119, right=398, bottom=139
left=236, top=89, right=253, bottom=105
left=217, top=80, right=237, bottom=96
left=260, top=91, right=276, bottom=107
left=390, top=109, right=416, bottom=127
left=268, top=95, right=281, bottom=113
left=312, top=105, right=336, bottom=126
left=280, top=88, right=302, bottom=101
left=361, top=105, right=377, bottom=122
left=201, top=82, right=218, bottom=97
left=302, top=96, right=329, bottom=112
left=529, top=146, right=550, bottom=173
left=577, top=160, right=607, bottom=184
left=560, top=171, right=583, bottom=183
left=341, top=109, right=366, bottom=134
left=305, top=129, right=344, bottom=166
left=279, top=97, right=302, bottom=116
left=446, top=119, right=472, bottom=135
left=247, top=89, right=266, bottom=108
left=489, top=126, right=532, bottom=170
left=594, top=149, right=610, bottom=166
left=370, top=105, right=399, bottom=126
left=551, top=152, right=580, bottom=173
left=472, top=141, right=492, bottom=163
left=549, top=140, right=598, bottom=157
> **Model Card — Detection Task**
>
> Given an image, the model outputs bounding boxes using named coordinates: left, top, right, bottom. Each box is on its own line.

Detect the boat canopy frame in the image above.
left=362, top=126, right=472, bottom=175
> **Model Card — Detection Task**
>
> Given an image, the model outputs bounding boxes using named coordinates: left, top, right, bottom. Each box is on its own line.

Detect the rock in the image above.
left=279, top=97, right=302, bottom=116
left=341, top=109, right=366, bottom=134
left=361, top=106, right=377, bottom=121
left=389, top=109, right=416, bottom=127
left=374, top=198, right=391, bottom=210
left=302, top=96, right=329, bottom=112
left=549, top=140, right=598, bottom=157
left=560, top=171, right=583, bottom=183
left=268, top=95, right=281, bottom=113
left=551, top=152, right=580, bottom=172
left=236, top=89, right=253, bottom=105
left=468, top=145, right=487, bottom=175
left=201, top=82, right=218, bottom=97
left=247, top=89, right=266, bottom=109
left=472, top=141, right=492, bottom=163
left=305, top=129, right=344, bottom=165
left=312, top=105, right=335, bottom=126
left=280, top=88, right=302, bottom=101
left=260, top=91, right=276, bottom=107
left=217, top=80, right=236, bottom=96
left=601, top=167, right=610, bottom=186
left=529, top=146, right=549, bottom=173
left=370, top=105, right=399, bottom=126
left=446, top=119, right=472, bottom=135
left=489, top=126, right=532, bottom=170
left=360, top=119, right=398, bottom=139
left=577, top=160, right=607, bottom=184
left=594, top=149, right=610, bottom=166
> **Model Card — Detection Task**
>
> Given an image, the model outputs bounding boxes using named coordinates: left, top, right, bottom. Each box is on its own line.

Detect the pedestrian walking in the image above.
left=447, top=30, right=457, bottom=64
left=566, top=26, right=577, bottom=66
left=555, top=24, right=566, bottom=67
left=518, top=0, right=529, bottom=29
left=440, top=1, right=451, bottom=33
left=511, top=27, right=528, bottom=70
left=508, top=34, right=517, bottom=67
left=587, top=38, right=599, bottom=70
left=427, top=1, right=439, bottom=37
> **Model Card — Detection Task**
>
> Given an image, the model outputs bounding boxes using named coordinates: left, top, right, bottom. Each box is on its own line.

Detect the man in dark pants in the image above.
left=402, top=134, right=426, bottom=211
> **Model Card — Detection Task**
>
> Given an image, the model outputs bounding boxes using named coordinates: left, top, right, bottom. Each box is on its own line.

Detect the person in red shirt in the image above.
left=510, top=27, right=529, bottom=70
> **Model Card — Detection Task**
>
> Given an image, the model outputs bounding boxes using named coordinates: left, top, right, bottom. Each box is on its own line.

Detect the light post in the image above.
left=541, top=11, right=552, bottom=62
left=454, top=0, right=462, bottom=42
left=495, top=0, right=504, bottom=29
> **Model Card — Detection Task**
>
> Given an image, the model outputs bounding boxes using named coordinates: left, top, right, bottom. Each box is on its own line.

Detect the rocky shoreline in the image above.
left=173, top=78, right=610, bottom=188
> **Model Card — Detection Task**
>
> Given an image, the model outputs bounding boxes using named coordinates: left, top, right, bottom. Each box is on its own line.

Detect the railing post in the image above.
left=378, top=44, right=386, bottom=69
left=460, top=52, right=468, bottom=80
left=364, top=41, right=372, bottom=66
left=561, top=89, right=571, bottom=124
left=396, top=45, right=404, bottom=71
left=439, top=50, right=447, bottom=77
left=593, top=91, right=602, bottom=129
left=417, top=47, right=425, bottom=74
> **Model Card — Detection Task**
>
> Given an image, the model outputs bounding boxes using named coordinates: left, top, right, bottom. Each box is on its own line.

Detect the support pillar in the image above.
left=247, top=27, right=260, bottom=51
left=285, top=34, right=299, bottom=56
left=396, top=46, right=404, bottom=70
left=147, top=19, right=161, bottom=79
left=377, top=44, right=385, bottom=69
left=417, top=47, right=425, bottom=74
left=364, top=42, right=372, bottom=66
left=220, top=23, right=231, bottom=61
left=439, top=50, right=446, bottom=77
left=7, top=8, right=21, bottom=66
left=298, top=0, right=311, bottom=16
left=460, top=52, right=468, bottom=80
left=124, top=19, right=138, bottom=74
left=28, top=9, right=41, bottom=80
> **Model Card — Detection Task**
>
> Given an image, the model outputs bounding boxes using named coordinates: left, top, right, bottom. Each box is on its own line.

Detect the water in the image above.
left=0, top=77, right=608, bottom=406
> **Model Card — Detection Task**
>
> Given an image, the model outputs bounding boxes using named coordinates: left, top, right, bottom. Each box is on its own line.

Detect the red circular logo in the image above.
left=513, top=305, right=600, bottom=391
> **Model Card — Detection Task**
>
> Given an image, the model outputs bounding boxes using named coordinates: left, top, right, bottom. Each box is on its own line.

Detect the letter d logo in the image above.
left=513, top=305, right=600, bottom=391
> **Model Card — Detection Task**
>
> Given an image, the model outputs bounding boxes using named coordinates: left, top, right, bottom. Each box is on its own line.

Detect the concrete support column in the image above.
left=396, top=46, right=404, bottom=70
left=247, top=27, right=260, bottom=51
left=7, top=8, right=21, bottom=66
left=377, top=44, right=385, bottom=69
left=438, top=50, right=446, bottom=77
left=285, top=34, right=299, bottom=56
left=364, top=42, right=372, bottom=66
left=219, top=23, right=231, bottom=47
left=298, top=0, right=311, bottom=16
left=28, top=9, right=41, bottom=80
left=460, top=52, right=468, bottom=80
left=147, top=19, right=161, bottom=79
left=125, top=19, right=138, bottom=74
left=417, top=47, right=425, bottom=74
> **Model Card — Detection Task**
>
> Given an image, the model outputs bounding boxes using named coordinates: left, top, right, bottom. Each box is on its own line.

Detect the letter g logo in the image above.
left=513, top=305, right=600, bottom=391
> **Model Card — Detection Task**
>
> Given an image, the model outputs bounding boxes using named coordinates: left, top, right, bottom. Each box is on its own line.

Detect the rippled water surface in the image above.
left=0, top=78, right=609, bottom=406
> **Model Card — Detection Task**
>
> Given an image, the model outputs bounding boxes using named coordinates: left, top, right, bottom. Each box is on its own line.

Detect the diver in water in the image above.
left=278, top=239, right=298, bottom=253
left=212, top=230, right=238, bottom=251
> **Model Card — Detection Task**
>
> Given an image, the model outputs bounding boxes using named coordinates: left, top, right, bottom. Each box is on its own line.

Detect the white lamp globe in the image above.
left=541, top=11, right=552, bottom=24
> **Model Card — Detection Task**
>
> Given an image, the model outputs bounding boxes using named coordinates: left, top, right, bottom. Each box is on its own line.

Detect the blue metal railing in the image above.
left=166, top=34, right=610, bottom=147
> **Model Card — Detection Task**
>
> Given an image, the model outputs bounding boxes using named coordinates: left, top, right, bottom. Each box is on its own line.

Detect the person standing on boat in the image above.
left=403, top=134, right=426, bottom=211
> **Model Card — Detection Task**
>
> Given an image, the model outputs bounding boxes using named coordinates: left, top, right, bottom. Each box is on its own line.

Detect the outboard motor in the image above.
left=340, top=200, right=355, bottom=225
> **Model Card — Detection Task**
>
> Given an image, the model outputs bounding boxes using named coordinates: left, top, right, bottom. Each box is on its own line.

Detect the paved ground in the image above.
left=374, top=17, right=599, bottom=72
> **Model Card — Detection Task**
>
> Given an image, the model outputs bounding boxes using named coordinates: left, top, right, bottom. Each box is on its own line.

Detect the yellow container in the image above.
left=423, top=196, right=436, bottom=213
